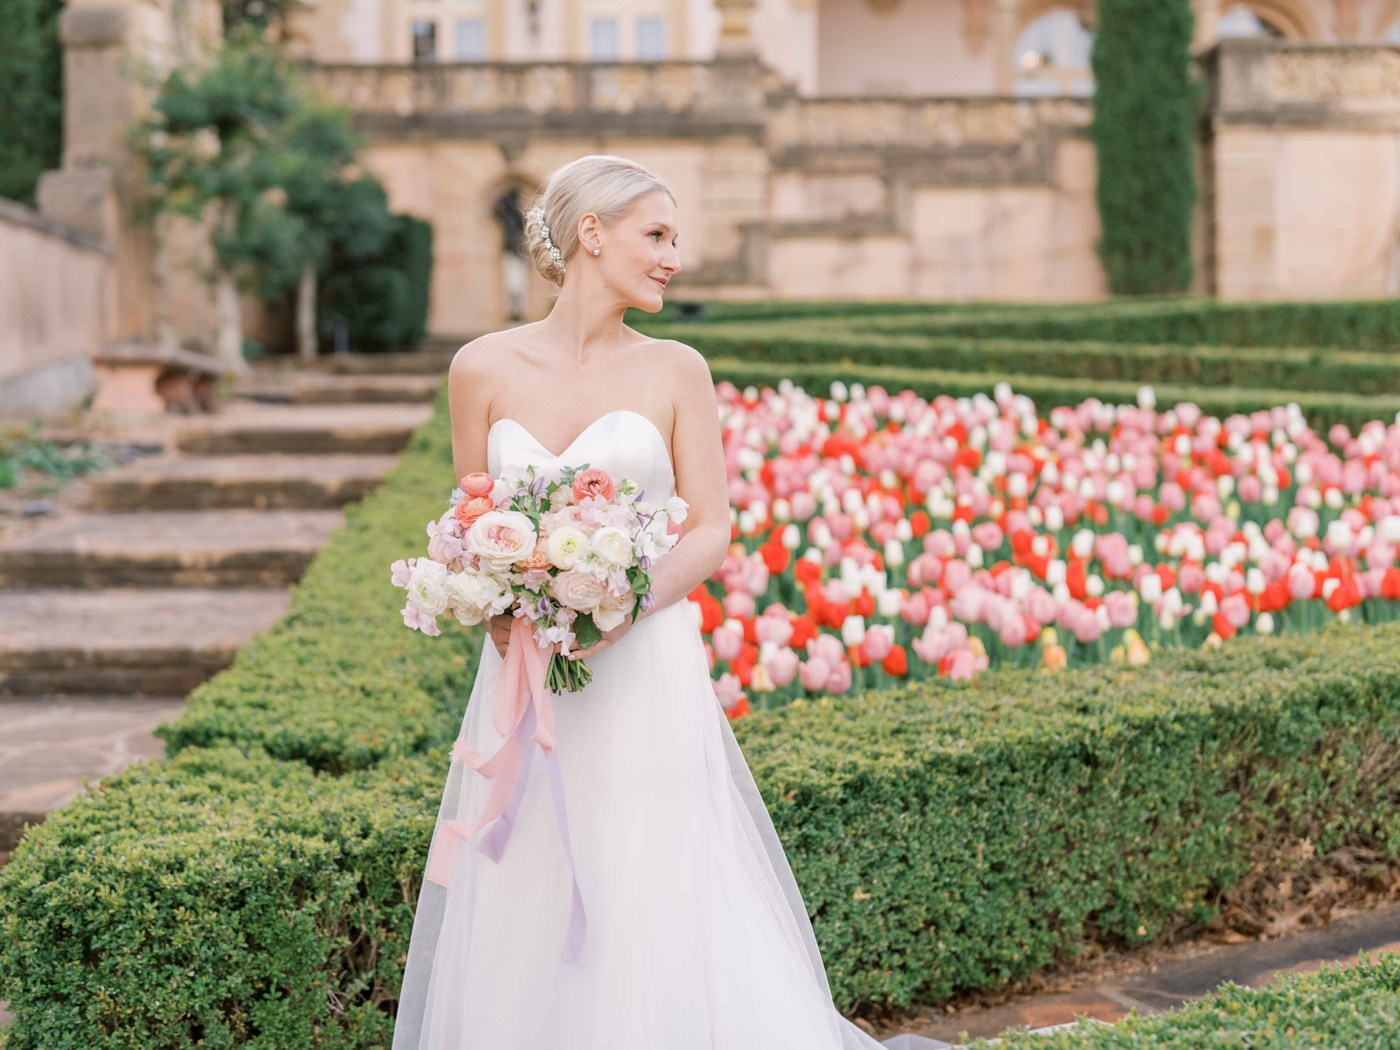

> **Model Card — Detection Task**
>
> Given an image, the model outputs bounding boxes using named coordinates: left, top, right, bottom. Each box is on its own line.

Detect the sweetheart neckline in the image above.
left=488, top=408, right=673, bottom=475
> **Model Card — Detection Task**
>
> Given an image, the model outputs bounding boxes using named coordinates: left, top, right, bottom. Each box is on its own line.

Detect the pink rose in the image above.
left=467, top=510, right=537, bottom=567
left=550, top=569, right=608, bottom=612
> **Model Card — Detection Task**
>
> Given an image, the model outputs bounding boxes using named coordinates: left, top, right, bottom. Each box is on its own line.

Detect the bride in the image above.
left=392, top=154, right=894, bottom=1050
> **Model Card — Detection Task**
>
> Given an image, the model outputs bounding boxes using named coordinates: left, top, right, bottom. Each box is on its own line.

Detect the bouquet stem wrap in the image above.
left=425, top=616, right=588, bottom=963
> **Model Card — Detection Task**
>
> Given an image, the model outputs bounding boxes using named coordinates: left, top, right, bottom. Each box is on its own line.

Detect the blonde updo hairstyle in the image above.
left=523, top=155, right=676, bottom=287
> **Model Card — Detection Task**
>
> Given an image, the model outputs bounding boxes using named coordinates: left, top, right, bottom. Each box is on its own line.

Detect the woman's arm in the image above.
left=636, top=344, right=730, bottom=618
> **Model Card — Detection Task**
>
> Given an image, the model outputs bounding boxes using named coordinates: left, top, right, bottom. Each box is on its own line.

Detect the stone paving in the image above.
left=875, top=904, right=1400, bottom=1046
left=0, top=367, right=428, bottom=870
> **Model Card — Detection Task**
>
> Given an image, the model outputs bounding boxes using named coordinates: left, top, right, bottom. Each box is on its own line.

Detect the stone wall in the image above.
left=311, top=59, right=1102, bottom=333
left=0, top=199, right=111, bottom=419
left=1204, top=38, right=1400, bottom=299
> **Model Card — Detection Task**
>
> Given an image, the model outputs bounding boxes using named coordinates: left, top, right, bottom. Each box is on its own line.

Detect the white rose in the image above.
left=590, top=526, right=634, bottom=568
left=593, top=590, right=637, bottom=631
left=407, top=559, right=451, bottom=617
left=546, top=525, right=589, bottom=570
left=467, top=510, right=537, bottom=569
left=446, top=570, right=509, bottom=625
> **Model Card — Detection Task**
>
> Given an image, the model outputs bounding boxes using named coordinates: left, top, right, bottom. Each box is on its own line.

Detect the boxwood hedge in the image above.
left=3, top=376, right=1400, bottom=1045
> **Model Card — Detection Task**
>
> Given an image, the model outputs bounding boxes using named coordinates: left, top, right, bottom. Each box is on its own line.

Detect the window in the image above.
left=589, top=17, right=619, bottom=59
left=1014, top=9, right=1094, bottom=97
left=412, top=19, right=438, bottom=62
left=456, top=18, right=486, bottom=60
left=636, top=17, right=665, bottom=60
left=1217, top=4, right=1286, bottom=38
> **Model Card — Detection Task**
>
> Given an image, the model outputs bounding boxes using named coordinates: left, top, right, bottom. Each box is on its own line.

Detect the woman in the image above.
left=393, top=154, right=890, bottom=1050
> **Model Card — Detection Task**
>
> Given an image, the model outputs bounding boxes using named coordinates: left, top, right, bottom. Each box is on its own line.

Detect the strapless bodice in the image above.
left=486, top=409, right=675, bottom=505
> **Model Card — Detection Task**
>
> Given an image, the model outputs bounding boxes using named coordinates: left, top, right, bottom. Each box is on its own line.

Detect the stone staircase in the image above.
left=0, top=367, right=436, bottom=868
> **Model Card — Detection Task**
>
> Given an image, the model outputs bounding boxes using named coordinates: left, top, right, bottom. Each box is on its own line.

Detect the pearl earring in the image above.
left=592, top=248, right=600, bottom=255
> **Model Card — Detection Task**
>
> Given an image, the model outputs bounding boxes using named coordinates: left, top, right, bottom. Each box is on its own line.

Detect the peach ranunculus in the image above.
left=460, top=472, right=495, bottom=498
left=515, top=542, right=553, bottom=572
left=453, top=496, right=495, bottom=529
left=572, top=468, right=616, bottom=504
left=550, top=569, right=608, bottom=612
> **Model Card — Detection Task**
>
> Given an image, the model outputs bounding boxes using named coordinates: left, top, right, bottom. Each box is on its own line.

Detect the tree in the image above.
left=132, top=32, right=381, bottom=368
left=0, top=0, right=63, bottom=206
left=1090, top=0, right=1199, bottom=295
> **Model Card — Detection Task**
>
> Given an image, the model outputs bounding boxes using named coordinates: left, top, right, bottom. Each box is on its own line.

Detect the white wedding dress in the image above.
left=392, top=409, right=896, bottom=1050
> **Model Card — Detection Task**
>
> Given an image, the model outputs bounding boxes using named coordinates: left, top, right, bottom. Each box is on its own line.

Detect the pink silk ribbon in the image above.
left=424, top=615, right=588, bottom=963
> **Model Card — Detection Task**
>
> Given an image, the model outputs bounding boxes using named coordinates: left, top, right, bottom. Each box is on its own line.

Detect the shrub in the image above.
left=320, top=213, right=434, bottom=354
left=980, top=953, right=1400, bottom=1047
left=0, top=0, right=62, bottom=206
left=1091, top=0, right=1198, bottom=294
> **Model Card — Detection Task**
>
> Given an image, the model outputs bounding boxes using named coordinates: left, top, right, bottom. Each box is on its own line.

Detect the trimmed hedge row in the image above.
left=640, top=322, right=1400, bottom=395
left=982, top=953, right=1400, bottom=1048
left=5, top=379, right=1400, bottom=1044
left=844, top=297, right=1400, bottom=352
left=704, top=356, right=1400, bottom=432
left=156, top=385, right=476, bottom=773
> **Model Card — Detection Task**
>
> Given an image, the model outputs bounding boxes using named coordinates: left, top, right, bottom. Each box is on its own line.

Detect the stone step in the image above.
left=90, top=453, right=397, bottom=511
left=236, top=372, right=441, bottom=405
left=0, top=695, right=185, bottom=857
left=0, top=510, right=344, bottom=588
left=174, top=403, right=433, bottom=455
left=0, top=589, right=290, bottom=695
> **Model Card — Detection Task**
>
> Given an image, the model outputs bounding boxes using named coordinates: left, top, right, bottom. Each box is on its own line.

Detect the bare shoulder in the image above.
left=638, top=335, right=712, bottom=391
left=449, top=330, right=514, bottom=386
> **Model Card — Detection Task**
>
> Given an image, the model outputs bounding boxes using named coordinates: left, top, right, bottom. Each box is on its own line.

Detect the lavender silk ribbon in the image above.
left=424, top=616, right=588, bottom=963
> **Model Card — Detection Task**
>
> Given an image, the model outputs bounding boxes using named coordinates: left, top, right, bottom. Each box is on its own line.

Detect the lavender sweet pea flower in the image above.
left=640, top=591, right=657, bottom=613
left=639, top=555, right=653, bottom=571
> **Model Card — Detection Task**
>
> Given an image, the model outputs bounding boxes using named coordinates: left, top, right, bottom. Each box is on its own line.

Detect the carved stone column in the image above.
left=991, top=0, right=1021, bottom=93
left=1334, top=0, right=1358, bottom=39
left=715, top=0, right=758, bottom=56
left=1193, top=0, right=1221, bottom=51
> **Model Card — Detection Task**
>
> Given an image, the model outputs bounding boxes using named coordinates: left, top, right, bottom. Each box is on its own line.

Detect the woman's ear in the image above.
left=577, top=212, right=602, bottom=254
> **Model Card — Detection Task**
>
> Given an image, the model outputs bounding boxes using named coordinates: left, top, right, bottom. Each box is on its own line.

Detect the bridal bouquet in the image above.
left=391, top=464, right=688, bottom=692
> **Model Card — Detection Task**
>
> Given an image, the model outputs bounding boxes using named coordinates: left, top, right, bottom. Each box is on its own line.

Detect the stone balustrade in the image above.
left=1207, top=38, right=1400, bottom=128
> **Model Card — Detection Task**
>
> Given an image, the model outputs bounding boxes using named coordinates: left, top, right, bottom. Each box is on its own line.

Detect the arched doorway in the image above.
left=1014, top=6, right=1095, bottom=97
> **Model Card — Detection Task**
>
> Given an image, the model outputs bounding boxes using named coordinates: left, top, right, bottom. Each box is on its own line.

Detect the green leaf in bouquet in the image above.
left=629, top=572, right=651, bottom=595
left=572, top=613, right=602, bottom=649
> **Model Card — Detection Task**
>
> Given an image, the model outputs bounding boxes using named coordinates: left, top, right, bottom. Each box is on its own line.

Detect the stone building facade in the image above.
left=23, top=0, right=1400, bottom=352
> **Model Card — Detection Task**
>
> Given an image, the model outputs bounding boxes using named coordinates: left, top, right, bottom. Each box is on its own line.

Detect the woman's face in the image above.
left=584, top=190, right=681, bottom=312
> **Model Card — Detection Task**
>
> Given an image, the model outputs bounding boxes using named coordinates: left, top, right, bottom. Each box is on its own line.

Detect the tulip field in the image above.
left=693, top=366, right=1400, bottom=719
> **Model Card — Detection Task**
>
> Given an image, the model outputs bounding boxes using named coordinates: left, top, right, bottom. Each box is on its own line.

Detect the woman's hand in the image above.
left=487, top=613, right=514, bottom=658
left=568, top=618, right=633, bottom=662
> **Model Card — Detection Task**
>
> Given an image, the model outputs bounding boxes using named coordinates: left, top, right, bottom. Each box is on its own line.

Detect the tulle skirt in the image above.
left=393, top=598, right=886, bottom=1050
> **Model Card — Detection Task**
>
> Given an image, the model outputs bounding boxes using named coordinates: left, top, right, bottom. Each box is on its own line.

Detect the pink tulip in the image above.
left=755, top=615, right=794, bottom=647
left=826, top=659, right=853, bottom=694
left=971, top=522, right=1004, bottom=553
left=945, top=649, right=978, bottom=681
left=799, top=657, right=830, bottom=692
left=790, top=491, right=817, bottom=521
left=1024, top=586, right=1059, bottom=625
left=1178, top=561, right=1206, bottom=595
left=723, top=591, right=756, bottom=620
left=998, top=616, right=1029, bottom=648
left=1238, top=476, right=1262, bottom=502
left=900, top=589, right=933, bottom=625
left=861, top=625, right=894, bottom=662
left=1103, top=591, right=1138, bottom=629
left=1220, top=592, right=1251, bottom=629
left=768, top=647, right=800, bottom=687
left=713, top=672, right=744, bottom=708
left=806, top=632, right=845, bottom=667
left=943, top=559, right=972, bottom=594
left=712, top=621, right=745, bottom=662
left=1288, top=565, right=1316, bottom=600
left=924, top=529, right=957, bottom=558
